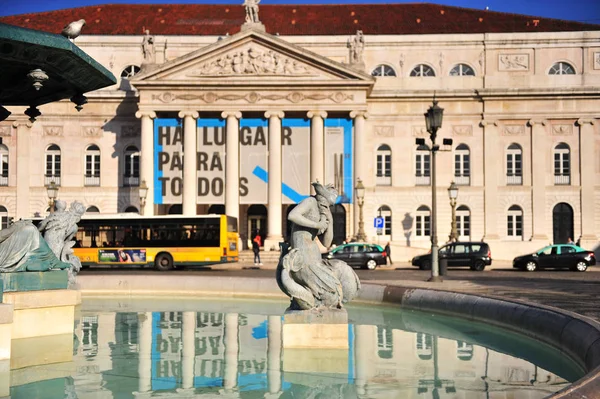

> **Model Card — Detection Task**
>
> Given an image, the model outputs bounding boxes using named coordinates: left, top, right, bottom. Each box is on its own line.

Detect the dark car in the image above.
left=411, top=241, right=492, bottom=271
left=323, top=243, right=386, bottom=270
left=513, top=244, right=596, bottom=272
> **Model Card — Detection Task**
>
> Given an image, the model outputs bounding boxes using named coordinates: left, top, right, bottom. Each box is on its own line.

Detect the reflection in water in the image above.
left=11, top=304, right=578, bottom=398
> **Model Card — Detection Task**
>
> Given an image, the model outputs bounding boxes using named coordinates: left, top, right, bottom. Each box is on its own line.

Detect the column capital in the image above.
left=350, top=110, right=368, bottom=119
left=12, top=120, right=33, bottom=128
left=178, top=110, right=199, bottom=119
left=479, top=119, right=498, bottom=127
left=135, top=110, right=157, bottom=119
left=527, top=118, right=547, bottom=127
left=221, top=110, right=242, bottom=119
left=307, top=110, right=328, bottom=119
left=576, top=118, right=596, bottom=126
left=264, top=110, right=285, bottom=119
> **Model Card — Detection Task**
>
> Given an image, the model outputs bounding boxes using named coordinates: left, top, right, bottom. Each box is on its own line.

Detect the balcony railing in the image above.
left=0, top=176, right=7, bottom=186
left=84, top=175, right=100, bottom=186
left=45, top=175, right=61, bottom=186
left=554, top=174, right=570, bottom=185
left=415, top=175, right=431, bottom=186
left=123, top=176, right=140, bottom=187
left=506, top=175, right=523, bottom=185
left=454, top=175, right=470, bottom=186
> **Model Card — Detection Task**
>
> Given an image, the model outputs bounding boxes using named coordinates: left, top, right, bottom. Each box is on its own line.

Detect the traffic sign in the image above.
left=376, top=228, right=383, bottom=235
left=374, top=216, right=384, bottom=229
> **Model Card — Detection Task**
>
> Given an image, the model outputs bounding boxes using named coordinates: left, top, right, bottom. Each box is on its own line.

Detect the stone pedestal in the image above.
left=282, top=309, right=350, bottom=386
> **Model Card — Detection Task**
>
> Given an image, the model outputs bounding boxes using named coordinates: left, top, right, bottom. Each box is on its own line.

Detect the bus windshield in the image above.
left=71, top=214, right=238, bottom=270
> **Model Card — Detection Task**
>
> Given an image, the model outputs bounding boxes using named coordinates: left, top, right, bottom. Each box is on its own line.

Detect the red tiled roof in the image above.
left=1, top=3, right=598, bottom=36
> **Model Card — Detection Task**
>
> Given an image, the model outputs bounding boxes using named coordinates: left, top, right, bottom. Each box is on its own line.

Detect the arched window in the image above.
left=415, top=205, right=430, bottom=237
left=371, top=64, right=396, bottom=77
left=0, top=144, right=8, bottom=187
left=415, top=145, right=430, bottom=185
left=410, top=64, right=435, bottom=77
left=124, top=145, right=140, bottom=187
left=549, top=62, right=575, bottom=75
left=85, top=145, right=101, bottom=186
left=377, top=205, right=392, bottom=236
left=506, top=143, right=522, bottom=185
left=0, top=205, right=8, bottom=229
left=449, top=63, right=475, bottom=76
left=507, top=205, right=523, bottom=239
left=86, top=206, right=100, bottom=213
left=45, top=144, right=61, bottom=186
left=554, top=143, right=570, bottom=185
left=376, top=144, right=391, bottom=185
left=124, top=206, right=139, bottom=213
left=456, top=205, right=470, bottom=240
left=121, top=65, right=141, bottom=79
left=454, top=144, right=470, bottom=185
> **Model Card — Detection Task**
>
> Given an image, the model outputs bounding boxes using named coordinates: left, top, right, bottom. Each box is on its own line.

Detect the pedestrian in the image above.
left=384, top=242, right=393, bottom=265
left=567, top=237, right=574, bottom=245
left=252, top=234, right=262, bottom=265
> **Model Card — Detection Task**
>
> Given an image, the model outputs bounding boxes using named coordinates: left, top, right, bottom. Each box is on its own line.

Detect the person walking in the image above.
left=384, top=242, right=393, bottom=265
left=252, top=234, right=262, bottom=265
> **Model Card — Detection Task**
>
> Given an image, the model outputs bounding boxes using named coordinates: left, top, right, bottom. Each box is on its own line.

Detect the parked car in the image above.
left=512, top=244, right=596, bottom=272
left=322, top=243, right=386, bottom=270
left=411, top=241, right=492, bottom=271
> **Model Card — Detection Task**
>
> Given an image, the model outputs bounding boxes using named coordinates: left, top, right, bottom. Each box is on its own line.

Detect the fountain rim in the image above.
left=77, top=273, right=600, bottom=398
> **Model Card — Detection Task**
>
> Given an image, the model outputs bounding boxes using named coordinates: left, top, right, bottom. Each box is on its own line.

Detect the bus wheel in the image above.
left=155, top=253, right=173, bottom=271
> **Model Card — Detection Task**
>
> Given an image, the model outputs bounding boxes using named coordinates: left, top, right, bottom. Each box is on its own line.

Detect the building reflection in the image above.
left=70, top=310, right=571, bottom=398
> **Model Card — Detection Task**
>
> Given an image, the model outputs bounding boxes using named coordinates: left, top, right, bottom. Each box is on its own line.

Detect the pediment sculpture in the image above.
left=187, top=47, right=315, bottom=77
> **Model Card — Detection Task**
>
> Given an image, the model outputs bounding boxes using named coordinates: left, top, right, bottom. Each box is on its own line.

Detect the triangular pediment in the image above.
left=132, top=29, right=374, bottom=86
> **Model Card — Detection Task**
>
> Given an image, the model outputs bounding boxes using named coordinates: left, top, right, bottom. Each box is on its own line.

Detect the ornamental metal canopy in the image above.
left=0, top=22, right=116, bottom=108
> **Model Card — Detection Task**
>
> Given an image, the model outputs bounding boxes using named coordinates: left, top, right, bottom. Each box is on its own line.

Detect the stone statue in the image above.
left=0, top=220, right=70, bottom=273
left=141, top=30, right=156, bottom=64
left=37, top=200, right=86, bottom=285
left=243, top=0, right=261, bottom=24
left=348, top=30, right=365, bottom=65
left=277, top=182, right=361, bottom=310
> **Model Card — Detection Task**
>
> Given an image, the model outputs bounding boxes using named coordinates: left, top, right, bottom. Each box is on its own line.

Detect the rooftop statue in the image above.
left=141, top=30, right=156, bottom=64
left=277, top=182, right=361, bottom=310
left=38, top=200, right=86, bottom=285
left=243, top=0, right=261, bottom=24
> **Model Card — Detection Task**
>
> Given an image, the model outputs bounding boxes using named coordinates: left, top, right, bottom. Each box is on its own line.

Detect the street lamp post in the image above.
left=139, top=180, right=149, bottom=215
left=448, top=181, right=459, bottom=242
left=46, top=181, right=59, bottom=212
left=422, top=98, right=444, bottom=282
left=355, top=178, right=367, bottom=242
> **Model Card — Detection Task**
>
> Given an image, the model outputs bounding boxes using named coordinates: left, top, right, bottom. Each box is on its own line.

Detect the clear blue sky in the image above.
left=1, top=0, right=599, bottom=23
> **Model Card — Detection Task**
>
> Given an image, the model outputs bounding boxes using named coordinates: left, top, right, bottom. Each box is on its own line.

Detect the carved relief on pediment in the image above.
left=498, top=54, right=529, bottom=71
left=452, top=125, right=472, bottom=136
left=0, top=125, right=11, bottom=137
left=552, top=124, right=572, bottom=136
left=594, top=52, right=600, bottom=70
left=374, top=126, right=394, bottom=137
left=412, top=126, right=427, bottom=137
left=503, top=125, right=525, bottom=135
left=186, top=46, right=317, bottom=77
left=43, top=126, right=63, bottom=136
left=152, top=91, right=353, bottom=104
left=82, top=126, right=103, bottom=137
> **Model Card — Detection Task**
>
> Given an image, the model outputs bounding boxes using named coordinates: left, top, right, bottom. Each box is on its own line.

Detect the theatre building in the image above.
left=1, top=3, right=599, bottom=258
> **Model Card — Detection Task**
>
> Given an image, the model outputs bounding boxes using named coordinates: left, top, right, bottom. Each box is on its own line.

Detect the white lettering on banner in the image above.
left=197, top=125, right=226, bottom=203
left=239, top=124, right=268, bottom=205
left=156, top=125, right=183, bottom=204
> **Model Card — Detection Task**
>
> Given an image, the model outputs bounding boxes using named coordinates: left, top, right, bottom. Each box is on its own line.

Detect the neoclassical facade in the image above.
left=1, top=3, right=599, bottom=259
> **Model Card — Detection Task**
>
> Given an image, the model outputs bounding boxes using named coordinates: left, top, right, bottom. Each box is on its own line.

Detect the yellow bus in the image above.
left=72, top=214, right=239, bottom=270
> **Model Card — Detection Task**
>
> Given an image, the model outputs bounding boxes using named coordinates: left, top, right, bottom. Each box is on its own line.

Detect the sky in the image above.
left=0, top=0, right=599, bottom=23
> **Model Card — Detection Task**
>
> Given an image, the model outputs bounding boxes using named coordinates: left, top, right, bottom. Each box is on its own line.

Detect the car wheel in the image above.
left=524, top=261, right=537, bottom=272
left=574, top=261, right=588, bottom=272
left=470, top=260, right=486, bottom=271
left=364, top=259, right=377, bottom=270
left=420, top=260, right=431, bottom=270
left=154, top=253, right=173, bottom=271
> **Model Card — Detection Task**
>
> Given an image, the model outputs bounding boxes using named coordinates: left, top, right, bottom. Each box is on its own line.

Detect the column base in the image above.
left=264, top=237, right=284, bottom=252
left=427, top=276, right=443, bottom=283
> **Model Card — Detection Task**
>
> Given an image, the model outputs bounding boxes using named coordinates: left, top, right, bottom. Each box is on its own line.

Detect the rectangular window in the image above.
left=507, top=214, right=523, bottom=237
left=416, top=215, right=431, bottom=237
left=384, top=215, right=392, bottom=235
left=416, top=154, right=430, bottom=177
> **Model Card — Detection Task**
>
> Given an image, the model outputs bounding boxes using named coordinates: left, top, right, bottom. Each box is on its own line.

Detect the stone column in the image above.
left=135, top=111, right=157, bottom=216
left=266, top=315, right=282, bottom=396
left=577, top=118, right=597, bottom=244
left=308, top=111, right=327, bottom=188
left=222, top=111, right=242, bottom=223
left=529, top=119, right=548, bottom=240
left=223, top=313, right=239, bottom=392
left=354, top=325, right=371, bottom=396
left=350, top=111, right=368, bottom=237
left=179, top=111, right=199, bottom=217
left=181, top=311, right=195, bottom=390
left=481, top=119, right=499, bottom=240
left=137, top=312, right=153, bottom=394
left=14, top=121, right=32, bottom=219
left=265, top=110, right=285, bottom=249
